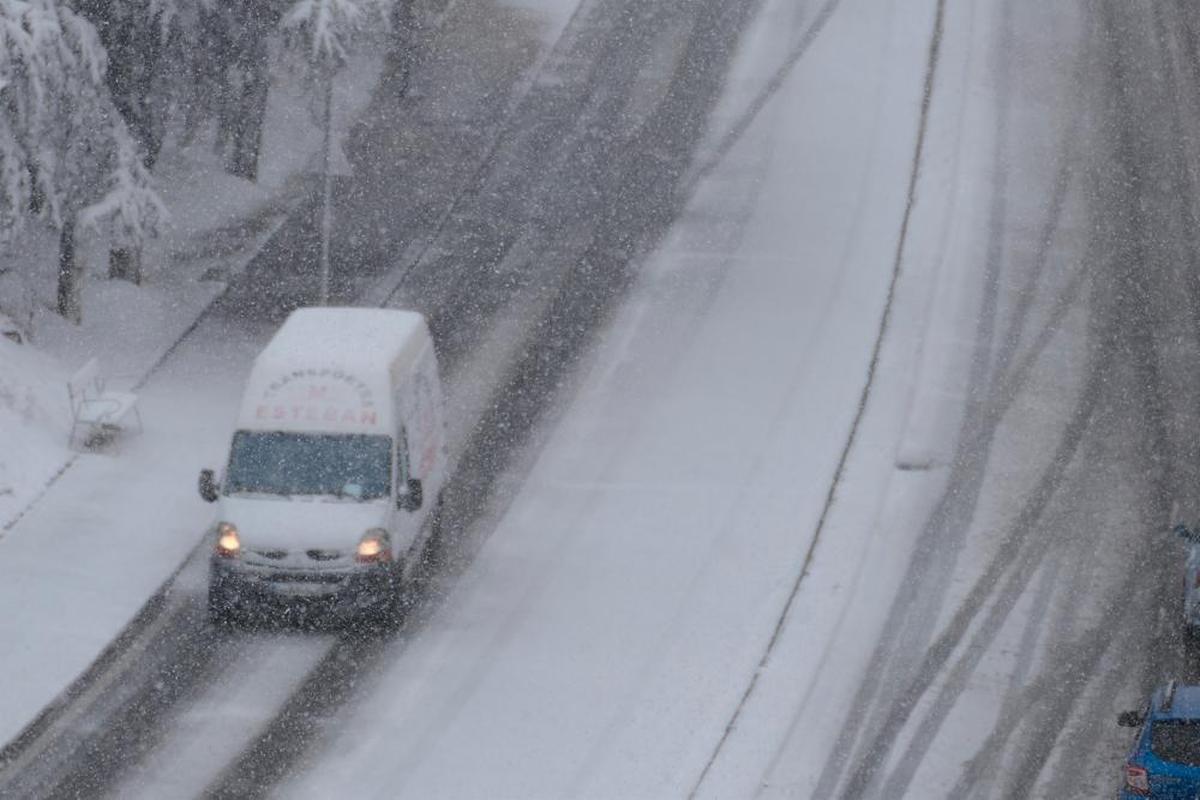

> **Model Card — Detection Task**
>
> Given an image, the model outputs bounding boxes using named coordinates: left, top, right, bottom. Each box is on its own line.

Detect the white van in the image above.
left=199, top=308, right=447, bottom=625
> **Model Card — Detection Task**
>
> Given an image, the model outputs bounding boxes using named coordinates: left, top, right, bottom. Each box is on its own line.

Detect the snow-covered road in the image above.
left=6, top=0, right=1200, bottom=798
left=278, top=0, right=987, bottom=796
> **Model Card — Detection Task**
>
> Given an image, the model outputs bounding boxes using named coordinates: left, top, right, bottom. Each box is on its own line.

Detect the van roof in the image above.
left=238, top=308, right=430, bottom=435
left=262, top=308, right=426, bottom=369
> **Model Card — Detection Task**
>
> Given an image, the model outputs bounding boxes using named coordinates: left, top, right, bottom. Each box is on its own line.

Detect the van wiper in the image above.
left=228, top=489, right=293, bottom=500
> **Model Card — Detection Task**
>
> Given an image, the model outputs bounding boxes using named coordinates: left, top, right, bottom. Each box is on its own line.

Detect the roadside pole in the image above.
left=319, top=64, right=334, bottom=306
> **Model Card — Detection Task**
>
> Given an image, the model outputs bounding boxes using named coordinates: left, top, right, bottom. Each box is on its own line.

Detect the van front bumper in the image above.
left=209, top=557, right=396, bottom=619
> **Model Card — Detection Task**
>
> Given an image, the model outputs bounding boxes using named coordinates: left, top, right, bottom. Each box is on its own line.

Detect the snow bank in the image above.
left=0, top=339, right=69, bottom=525
left=0, top=15, right=390, bottom=750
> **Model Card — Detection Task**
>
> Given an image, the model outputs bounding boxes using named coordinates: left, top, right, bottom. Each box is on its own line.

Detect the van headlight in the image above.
left=356, top=528, right=392, bottom=564
left=215, top=522, right=241, bottom=558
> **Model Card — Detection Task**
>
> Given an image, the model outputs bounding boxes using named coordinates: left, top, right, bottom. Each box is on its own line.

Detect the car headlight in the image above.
left=356, top=528, right=392, bottom=564
left=215, top=522, right=241, bottom=558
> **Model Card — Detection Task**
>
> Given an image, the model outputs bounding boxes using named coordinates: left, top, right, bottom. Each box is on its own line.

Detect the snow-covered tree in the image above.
left=81, top=130, right=167, bottom=285
left=148, top=0, right=210, bottom=39
left=0, top=0, right=162, bottom=321
left=73, top=0, right=279, bottom=181
left=74, top=0, right=172, bottom=168
left=210, top=2, right=280, bottom=180
left=281, top=0, right=392, bottom=66
left=0, top=0, right=106, bottom=241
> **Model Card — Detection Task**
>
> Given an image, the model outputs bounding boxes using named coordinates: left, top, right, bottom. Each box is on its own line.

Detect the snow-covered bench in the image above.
left=67, top=358, right=142, bottom=449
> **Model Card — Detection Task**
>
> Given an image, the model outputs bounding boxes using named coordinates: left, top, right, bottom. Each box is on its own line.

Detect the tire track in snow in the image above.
left=836, top=311, right=1107, bottom=799
left=856, top=3, right=1187, bottom=794
left=994, top=4, right=1200, bottom=794
left=810, top=3, right=1097, bottom=793
left=811, top=3, right=1021, bottom=788
left=862, top=26, right=1092, bottom=793
left=1005, top=3, right=1200, bottom=792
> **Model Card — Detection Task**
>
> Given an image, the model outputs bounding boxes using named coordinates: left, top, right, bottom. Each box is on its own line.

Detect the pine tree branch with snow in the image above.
left=0, top=0, right=110, bottom=234
left=0, top=0, right=165, bottom=318
left=282, top=0, right=392, bottom=67
left=80, top=129, right=167, bottom=251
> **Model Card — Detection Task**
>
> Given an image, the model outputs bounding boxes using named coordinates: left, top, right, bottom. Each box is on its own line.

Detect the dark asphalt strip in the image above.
left=374, top=0, right=604, bottom=315
left=414, top=0, right=692, bottom=369
left=686, top=1, right=947, bottom=796
left=199, top=628, right=389, bottom=799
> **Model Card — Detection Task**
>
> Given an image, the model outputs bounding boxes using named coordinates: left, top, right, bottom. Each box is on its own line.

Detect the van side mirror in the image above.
left=1117, top=710, right=1144, bottom=727
left=399, top=478, right=423, bottom=512
left=199, top=469, right=219, bottom=503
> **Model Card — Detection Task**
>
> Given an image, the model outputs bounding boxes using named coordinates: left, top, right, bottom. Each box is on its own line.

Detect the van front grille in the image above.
left=265, top=572, right=344, bottom=585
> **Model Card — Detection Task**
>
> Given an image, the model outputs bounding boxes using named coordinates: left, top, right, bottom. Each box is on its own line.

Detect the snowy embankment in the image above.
left=0, top=48, right=383, bottom=532
left=277, top=0, right=991, bottom=797
left=0, top=50, right=383, bottom=746
left=0, top=340, right=69, bottom=516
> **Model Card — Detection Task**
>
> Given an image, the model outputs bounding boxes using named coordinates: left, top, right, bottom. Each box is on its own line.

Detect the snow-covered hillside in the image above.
left=0, top=338, right=68, bottom=524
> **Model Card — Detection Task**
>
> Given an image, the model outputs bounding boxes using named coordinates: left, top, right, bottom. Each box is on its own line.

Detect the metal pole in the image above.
left=318, top=65, right=334, bottom=305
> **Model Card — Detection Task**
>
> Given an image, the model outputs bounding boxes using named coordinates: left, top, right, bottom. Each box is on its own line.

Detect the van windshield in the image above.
left=225, top=431, right=392, bottom=500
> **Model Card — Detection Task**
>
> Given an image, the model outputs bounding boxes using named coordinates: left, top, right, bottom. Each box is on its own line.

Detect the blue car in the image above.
left=1118, top=681, right=1200, bottom=797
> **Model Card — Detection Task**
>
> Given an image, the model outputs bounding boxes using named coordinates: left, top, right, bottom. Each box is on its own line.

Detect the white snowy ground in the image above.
left=0, top=48, right=382, bottom=530
left=0, top=50, right=384, bottom=744
left=277, top=0, right=1007, bottom=797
